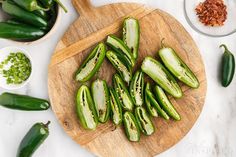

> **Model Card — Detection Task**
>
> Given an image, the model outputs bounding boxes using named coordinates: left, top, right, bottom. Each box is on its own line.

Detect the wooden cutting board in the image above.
left=48, top=0, right=207, bottom=156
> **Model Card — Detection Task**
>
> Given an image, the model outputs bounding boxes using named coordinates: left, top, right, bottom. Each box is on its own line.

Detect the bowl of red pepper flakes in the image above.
left=184, top=0, right=236, bottom=37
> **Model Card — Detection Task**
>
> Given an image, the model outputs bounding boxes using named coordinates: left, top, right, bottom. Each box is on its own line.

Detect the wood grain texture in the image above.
left=48, top=0, right=207, bottom=157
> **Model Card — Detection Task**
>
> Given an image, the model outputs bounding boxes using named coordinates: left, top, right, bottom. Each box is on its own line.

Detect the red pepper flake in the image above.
left=195, top=0, right=227, bottom=27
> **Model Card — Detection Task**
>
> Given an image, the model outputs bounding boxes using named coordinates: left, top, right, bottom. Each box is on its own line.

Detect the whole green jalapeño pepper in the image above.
left=135, top=107, right=155, bottom=135
left=91, top=79, right=110, bottom=123
left=106, top=35, right=135, bottom=67
left=13, top=0, right=49, bottom=12
left=158, top=42, right=199, bottom=89
left=76, top=85, right=98, bottom=130
left=220, top=44, right=235, bottom=87
left=113, top=74, right=134, bottom=111
left=106, top=50, right=132, bottom=84
left=154, top=86, right=181, bottom=121
left=17, top=121, right=50, bottom=157
left=123, top=17, right=140, bottom=60
left=75, top=43, right=106, bottom=82
left=109, top=88, right=123, bottom=125
left=145, top=83, right=158, bottom=117
left=129, top=70, right=144, bottom=106
left=123, top=111, right=140, bottom=142
left=0, top=92, right=50, bottom=111
left=141, top=57, right=183, bottom=98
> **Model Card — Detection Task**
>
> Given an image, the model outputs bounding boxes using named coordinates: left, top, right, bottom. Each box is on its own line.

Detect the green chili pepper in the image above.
left=109, top=88, right=123, bottom=125
left=141, top=57, right=183, bottom=98
left=76, top=85, right=98, bottom=130
left=6, top=19, right=47, bottom=31
left=123, top=17, right=140, bottom=60
left=146, top=89, right=169, bottom=120
left=39, top=0, right=54, bottom=7
left=154, top=86, right=181, bottom=121
left=113, top=74, right=134, bottom=111
left=91, top=79, right=110, bottom=123
left=145, top=83, right=158, bottom=117
left=129, top=70, right=144, bottom=106
left=17, top=121, right=50, bottom=157
left=33, top=9, right=50, bottom=20
left=0, top=22, right=45, bottom=41
left=0, top=93, right=50, bottom=111
left=106, top=50, right=132, bottom=84
left=158, top=43, right=199, bottom=89
left=134, top=107, right=155, bottom=135
left=106, top=35, right=135, bottom=67
left=75, top=43, right=106, bottom=82
left=2, top=1, right=48, bottom=28
left=220, top=44, right=235, bottom=87
left=123, top=111, right=140, bottom=142
left=12, top=0, right=49, bottom=12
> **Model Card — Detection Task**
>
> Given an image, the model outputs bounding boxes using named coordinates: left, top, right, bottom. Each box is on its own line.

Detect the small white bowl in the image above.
left=0, top=46, right=33, bottom=90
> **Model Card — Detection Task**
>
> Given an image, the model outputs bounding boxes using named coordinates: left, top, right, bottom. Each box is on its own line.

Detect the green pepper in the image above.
left=141, top=57, right=183, bottom=98
left=129, top=70, right=144, bottom=106
left=123, top=111, right=140, bottom=142
left=113, top=74, right=134, bottom=111
left=33, top=9, right=50, bottom=20
left=0, top=22, right=45, bottom=41
left=145, top=83, right=158, bottom=117
left=106, top=35, right=135, bottom=67
left=13, top=0, right=49, bottom=12
left=91, top=79, right=110, bottom=123
left=146, top=89, right=169, bottom=120
left=17, top=121, right=50, bottom=157
left=76, top=85, right=98, bottom=130
left=2, top=1, right=48, bottom=28
left=106, top=50, right=132, bottom=84
left=109, top=88, right=123, bottom=125
left=158, top=43, right=199, bottom=88
left=123, top=17, right=140, bottom=60
left=75, top=43, right=106, bottom=82
left=154, top=86, right=181, bottom=121
left=134, top=107, right=155, bottom=135
left=220, top=44, right=235, bottom=87
left=39, top=0, right=68, bottom=13
left=6, top=19, right=47, bottom=31
left=0, top=92, right=50, bottom=111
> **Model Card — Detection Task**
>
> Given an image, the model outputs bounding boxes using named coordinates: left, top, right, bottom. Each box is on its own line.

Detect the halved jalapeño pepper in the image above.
left=109, top=88, right=123, bottom=125
left=106, top=50, right=132, bottom=84
left=145, top=83, right=158, bottom=117
left=129, top=70, right=144, bottom=106
left=76, top=85, right=98, bottom=130
left=113, top=74, right=134, bottom=111
left=135, top=107, right=155, bottom=135
left=106, top=35, right=135, bottom=67
left=123, top=111, right=140, bottom=142
left=141, top=57, right=183, bottom=98
left=123, top=17, right=140, bottom=60
left=154, top=86, right=181, bottom=121
left=146, top=89, right=169, bottom=120
left=75, top=43, right=106, bottom=82
left=159, top=46, right=199, bottom=88
left=91, top=79, right=110, bottom=123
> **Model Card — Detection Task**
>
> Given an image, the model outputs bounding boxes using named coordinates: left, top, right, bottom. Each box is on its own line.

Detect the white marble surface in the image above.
left=0, top=0, right=236, bottom=157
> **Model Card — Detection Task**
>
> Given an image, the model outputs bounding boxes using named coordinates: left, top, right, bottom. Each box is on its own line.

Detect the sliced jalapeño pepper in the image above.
left=75, top=43, right=106, bottom=82
left=123, top=17, right=140, bottom=60
left=129, top=70, right=144, bottom=106
left=141, top=57, right=183, bottom=98
left=106, top=50, right=132, bottom=84
left=135, top=107, right=155, bottom=135
left=154, top=86, right=181, bottom=121
left=109, top=88, right=123, bottom=125
left=113, top=74, right=134, bottom=111
left=145, top=83, right=158, bottom=117
left=106, top=35, right=135, bottom=67
left=76, top=85, right=98, bottom=130
left=123, top=111, right=140, bottom=142
left=91, top=79, right=110, bottom=123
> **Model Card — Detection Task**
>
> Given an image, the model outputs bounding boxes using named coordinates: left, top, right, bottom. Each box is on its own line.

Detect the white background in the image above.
left=0, top=0, right=236, bottom=157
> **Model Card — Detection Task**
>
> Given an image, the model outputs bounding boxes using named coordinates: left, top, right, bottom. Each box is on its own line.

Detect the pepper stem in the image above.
left=220, top=44, right=230, bottom=53
left=161, top=38, right=166, bottom=48
left=54, top=0, right=68, bottom=13
left=44, top=121, right=51, bottom=128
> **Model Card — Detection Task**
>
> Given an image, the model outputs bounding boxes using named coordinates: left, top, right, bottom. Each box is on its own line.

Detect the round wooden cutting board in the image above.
left=48, top=0, right=207, bottom=156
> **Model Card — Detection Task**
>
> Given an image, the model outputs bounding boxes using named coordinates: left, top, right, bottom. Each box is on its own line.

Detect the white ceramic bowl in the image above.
left=0, top=47, right=33, bottom=90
